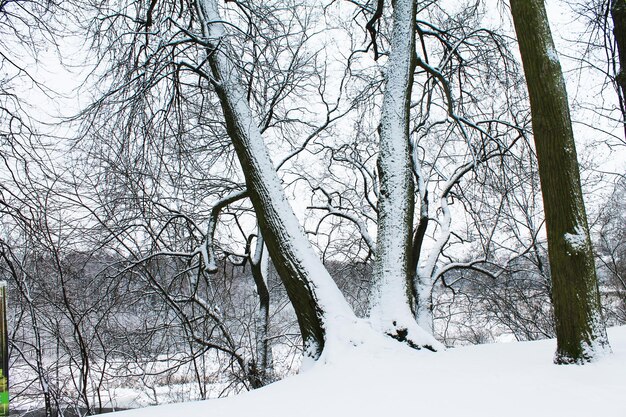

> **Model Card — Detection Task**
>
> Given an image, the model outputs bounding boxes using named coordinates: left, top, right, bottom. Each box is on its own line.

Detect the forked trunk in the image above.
left=368, top=0, right=441, bottom=350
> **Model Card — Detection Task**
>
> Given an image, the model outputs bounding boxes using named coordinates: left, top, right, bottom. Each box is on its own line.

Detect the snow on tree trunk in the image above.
left=414, top=191, right=451, bottom=335
left=199, top=0, right=356, bottom=360
left=510, top=0, right=611, bottom=363
left=368, top=0, right=441, bottom=351
left=409, top=147, right=434, bottom=334
left=412, top=161, right=469, bottom=334
left=414, top=280, right=433, bottom=335
left=249, top=236, right=272, bottom=387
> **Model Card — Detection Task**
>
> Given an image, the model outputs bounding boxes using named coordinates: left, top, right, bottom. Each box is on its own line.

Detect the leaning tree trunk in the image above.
left=510, top=0, right=611, bottom=364
left=199, top=0, right=356, bottom=360
left=368, top=0, right=440, bottom=351
left=611, top=0, right=626, bottom=137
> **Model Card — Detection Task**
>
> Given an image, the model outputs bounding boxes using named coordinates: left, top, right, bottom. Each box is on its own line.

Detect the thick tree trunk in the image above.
left=200, top=0, right=356, bottom=360
left=510, top=0, right=610, bottom=363
left=368, top=0, right=440, bottom=350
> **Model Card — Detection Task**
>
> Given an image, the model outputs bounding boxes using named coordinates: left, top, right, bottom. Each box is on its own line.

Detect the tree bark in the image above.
left=249, top=237, right=272, bottom=387
left=611, top=0, right=626, bottom=136
left=199, top=0, right=356, bottom=360
left=510, top=0, right=610, bottom=363
left=368, top=0, right=439, bottom=350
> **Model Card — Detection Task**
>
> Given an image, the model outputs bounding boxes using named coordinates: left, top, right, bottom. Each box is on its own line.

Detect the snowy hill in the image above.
left=110, top=326, right=626, bottom=417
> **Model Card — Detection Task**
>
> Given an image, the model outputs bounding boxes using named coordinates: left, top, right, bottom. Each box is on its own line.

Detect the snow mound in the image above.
left=111, top=326, right=626, bottom=417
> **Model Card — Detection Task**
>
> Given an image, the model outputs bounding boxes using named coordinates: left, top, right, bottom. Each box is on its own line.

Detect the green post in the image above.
left=0, top=282, right=8, bottom=415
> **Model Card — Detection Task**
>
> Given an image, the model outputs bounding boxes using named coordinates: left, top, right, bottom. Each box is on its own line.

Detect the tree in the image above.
left=305, top=2, right=529, bottom=337
left=78, top=0, right=455, bottom=360
left=509, top=0, right=611, bottom=363
left=200, top=0, right=358, bottom=358
left=367, top=0, right=425, bottom=344
left=611, top=0, right=626, bottom=121
left=597, top=176, right=626, bottom=323
left=566, top=0, right=626, bottom=143
left=77, top=0, right=541, bottom=363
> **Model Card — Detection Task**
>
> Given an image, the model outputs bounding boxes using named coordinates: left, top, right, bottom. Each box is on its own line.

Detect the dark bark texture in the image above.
left=201, top=0, right=333, bottom=357
left=213, top=83, right=326, bottom=356
left=510, top=0, right=610, bottom=363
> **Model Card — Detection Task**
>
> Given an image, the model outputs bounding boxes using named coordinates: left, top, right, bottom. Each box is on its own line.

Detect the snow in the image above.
left=564, top=224, right=587, bottom=253
left=546, top=44, right=559, bottom=64
left=107, top=326, right=626, bottom=417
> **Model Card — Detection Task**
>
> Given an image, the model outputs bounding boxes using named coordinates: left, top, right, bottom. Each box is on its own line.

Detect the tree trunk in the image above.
left=611, top=0, right=626, bottom=136
left=368, top=0, right=439, bottom=350
left=199, top=0, right=356, bottom=360
left=249, top=238, right=272, bottom=387
left=510, top=0, right=611, bottom=363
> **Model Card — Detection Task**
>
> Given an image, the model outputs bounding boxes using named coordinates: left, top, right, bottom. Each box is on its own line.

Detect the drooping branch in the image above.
left=201, top=189, right=248, bottom=273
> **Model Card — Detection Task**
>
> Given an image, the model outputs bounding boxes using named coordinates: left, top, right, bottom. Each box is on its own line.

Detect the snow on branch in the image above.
left=200, top=189, right=248, bottom=273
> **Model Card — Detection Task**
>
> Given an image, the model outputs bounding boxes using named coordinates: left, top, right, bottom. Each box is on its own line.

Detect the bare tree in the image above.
left=596, top=176, right=626, bottom=323
left=510, top=0, right=611, bottom=364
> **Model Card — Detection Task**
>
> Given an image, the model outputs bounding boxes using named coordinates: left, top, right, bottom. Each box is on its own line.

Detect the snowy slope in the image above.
left=111, top=326, right=626, bottom=417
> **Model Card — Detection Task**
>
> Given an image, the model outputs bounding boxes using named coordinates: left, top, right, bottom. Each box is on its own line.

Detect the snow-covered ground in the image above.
left=109, top=326, right=626, bottom=417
